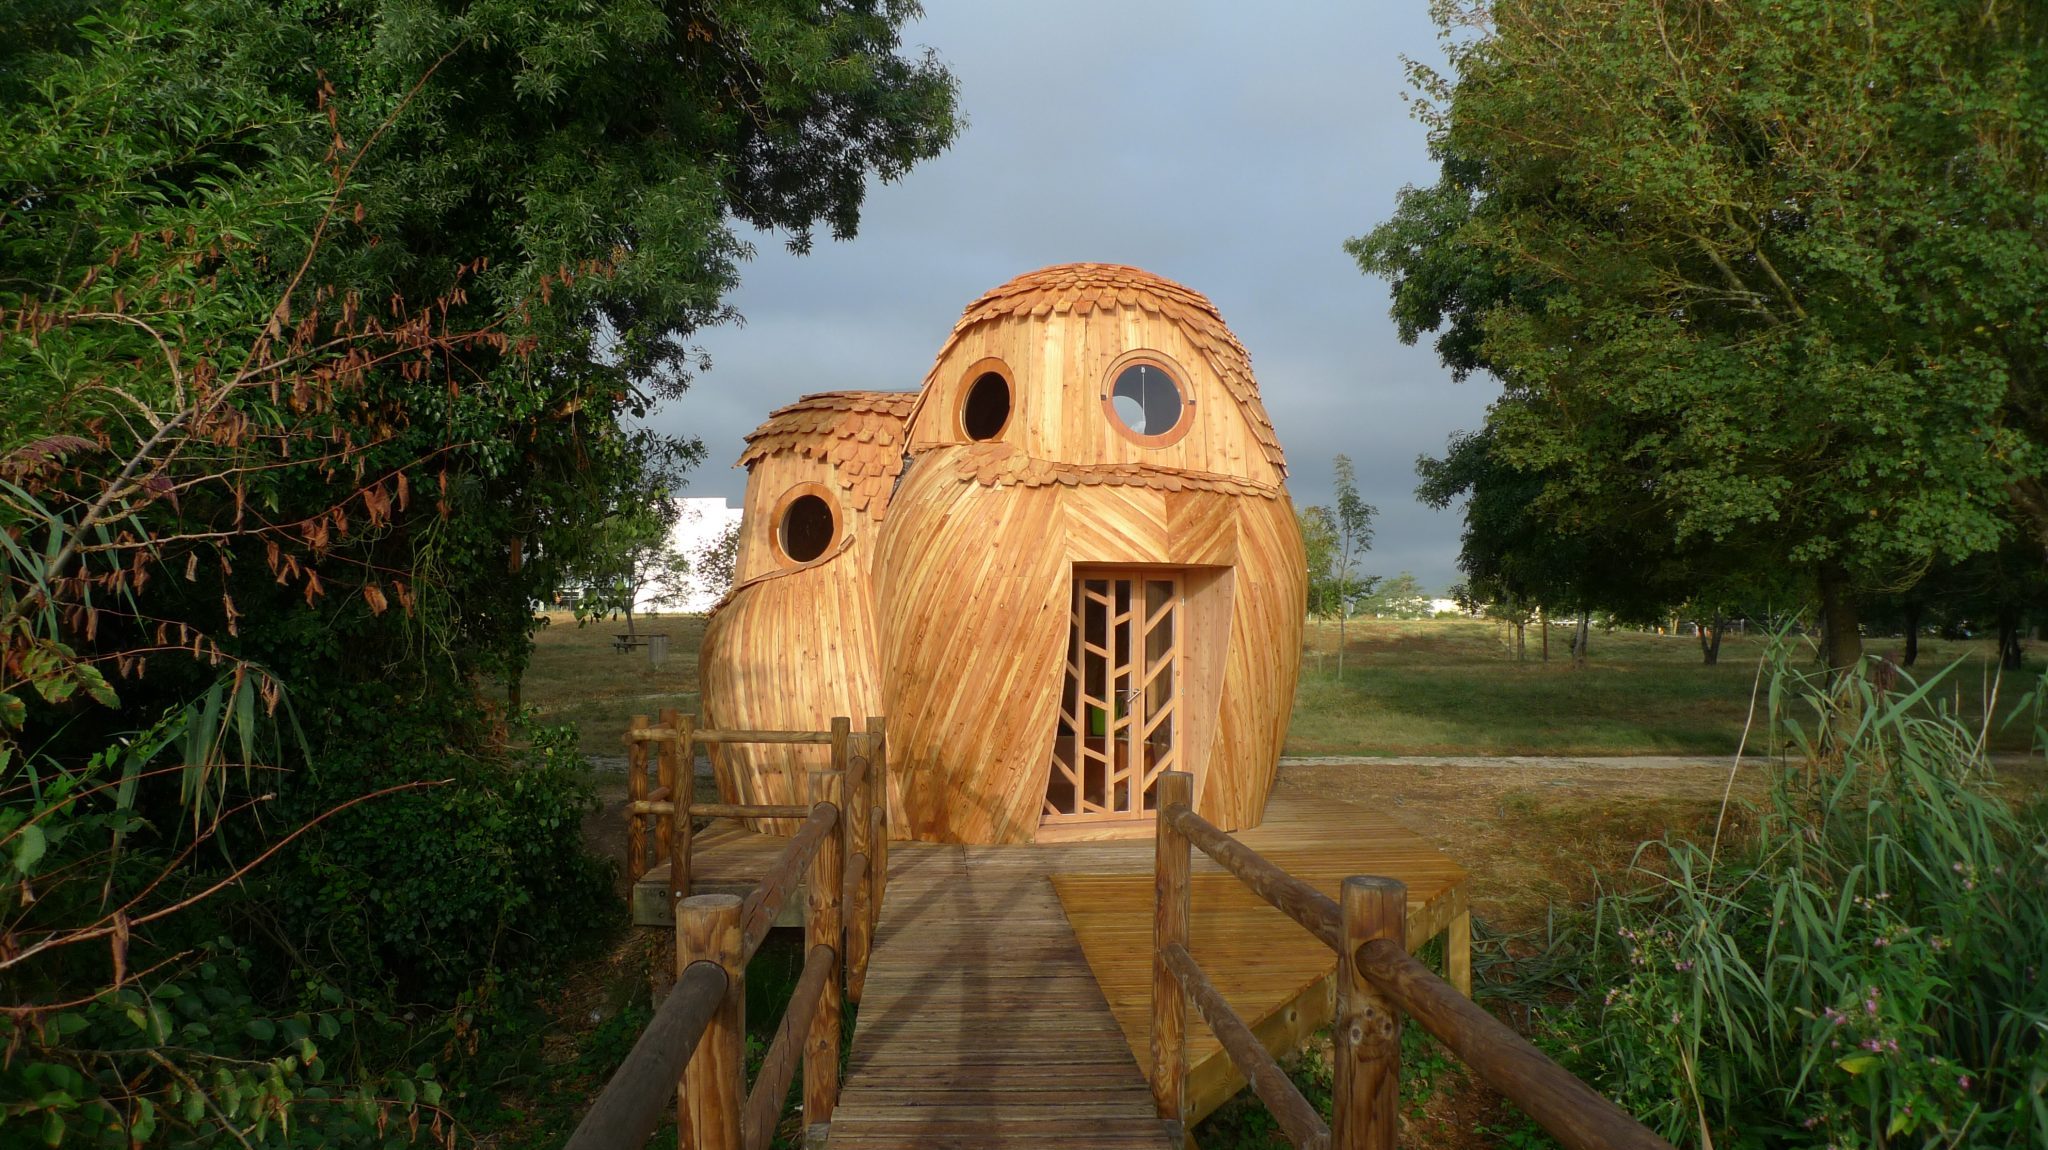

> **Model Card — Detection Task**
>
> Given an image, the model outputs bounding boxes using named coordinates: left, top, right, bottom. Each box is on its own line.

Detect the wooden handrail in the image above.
left=1164, top=943, right=1328, bottom=1150
left=576, top=714, right=888, bottom=1150
left=1164, top=802, right=1340, bottom=950
left=1149, top=771, right=1674, bottom=1150
left=740, top=802, right=839, bottom=961
left=1353, top=939, right=1673, bottom=1150
left=628, top=800, right=812, bottom=820
left=562, top=961, right=728, bottom=1150
left=742, top=943, right=835, bottom=1150
left=623, top=726, right=837, bottom=744
left=695, top=728, right=837, bottom=745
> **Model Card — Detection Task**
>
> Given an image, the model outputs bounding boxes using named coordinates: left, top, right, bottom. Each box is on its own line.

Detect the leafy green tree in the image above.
left=1355, top=0, right=2048, bottom=672
left=1359, top=572, right=1433, bottom=620
left=1331, top=454, right=1378, bottom=680
left=692, top=517, right=744, bottom=603
left=1, top=0, right=956, bottom=1139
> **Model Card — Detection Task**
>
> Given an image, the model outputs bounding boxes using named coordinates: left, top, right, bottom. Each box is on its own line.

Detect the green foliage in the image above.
left=1358, top=0, right=2048, bottom=651
left=264, top=719, right=614, bottom=1003
left=2, top=0, right=956, bottom=1145
left=1299, top=506, right=1373, bottom=620
left=1357, top=572, right=1433, bottom=620
left=1, top=712, right=453, bottom=1147
left=1589, top=653, right=2048, bottom=1146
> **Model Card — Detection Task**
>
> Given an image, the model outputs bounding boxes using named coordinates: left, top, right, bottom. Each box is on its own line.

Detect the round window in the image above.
left=961, top=371, right=1011, bottom=441
left=776, top=492, right=835, bottom=564
left=1107, top=361, right=1187, bottom=442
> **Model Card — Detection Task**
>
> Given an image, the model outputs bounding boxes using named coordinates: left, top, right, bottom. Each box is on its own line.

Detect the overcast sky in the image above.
left=655, top=1, right=1499, bottom=592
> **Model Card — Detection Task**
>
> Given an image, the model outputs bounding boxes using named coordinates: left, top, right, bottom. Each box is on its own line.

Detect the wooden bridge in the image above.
left=569, top=717, right=1674, bottom=1150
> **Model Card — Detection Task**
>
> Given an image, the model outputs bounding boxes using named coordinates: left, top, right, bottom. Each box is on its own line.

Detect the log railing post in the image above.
left=656, top=706, right=680, bottom=867
left=826, top=716, right=849, bottom=805
left=1151, top=771, right=1192, bottom=1129
left=678, top=894, right=744, bottom=1150
left=1334, top=877, right=1405, bottom=1150
left=803, top=767, right=844, bottom=1129
left=843, top=741, right=875, bottom=1005
left=625, top=714, right=650, bottom=883
left=672, top=713, right=697, bottom=904
left=865, top=716, right=889, bottom=926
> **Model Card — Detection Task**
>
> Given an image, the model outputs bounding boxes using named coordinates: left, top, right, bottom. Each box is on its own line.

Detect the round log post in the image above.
left=1335, top=877, right=1405, bottom=1150
left=843, top=746, right=875, bottom=1004
left=1151, top=771, right=1192, bottom=1127
left=625, top=714, right=650, bottom=883
left=671, top=714, right=697, bottom=904
left=677, top=894, right=744, bottom=1150
left=804, top=767, right=845, bottom=1127
left=865, top=716, right=889, bottom=923
left=656, top=706, right=680, bottom=866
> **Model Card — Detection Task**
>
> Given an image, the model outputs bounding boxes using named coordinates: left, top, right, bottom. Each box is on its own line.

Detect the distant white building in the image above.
left=637, top=496, right=743, bottom=614
left=1427, top=597, right=1473, bottom=617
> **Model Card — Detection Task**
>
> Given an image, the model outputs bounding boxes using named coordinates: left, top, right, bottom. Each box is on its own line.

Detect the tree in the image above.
left=1331, top=455, right=1378, bottom=681
left=1, top=0, right=957, bottom=1136
left=1354, top=0, right=2048, bottom=673
left=693, top=517, right=744, bottom=603
left=1360, top=572, right=1433, bottom=620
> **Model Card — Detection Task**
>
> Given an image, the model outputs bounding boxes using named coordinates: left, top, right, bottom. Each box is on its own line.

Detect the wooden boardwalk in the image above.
left=825, top=846, right=1178, bottom=1149
left=637, top=788, right=1469, bottom=1146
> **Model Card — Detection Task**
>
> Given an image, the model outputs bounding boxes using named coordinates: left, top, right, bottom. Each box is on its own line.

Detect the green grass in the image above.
left=513, top=611, right=706, bottom=756
left=1289, top=618, right=2040, bottom=756
left=513, top=610, right=2043, bottom=760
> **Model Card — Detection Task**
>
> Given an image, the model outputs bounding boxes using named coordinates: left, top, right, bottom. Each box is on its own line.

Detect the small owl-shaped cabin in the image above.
left=701, top=264, right=1305, bottom=845
left=697, top=391, right=913, bottom=834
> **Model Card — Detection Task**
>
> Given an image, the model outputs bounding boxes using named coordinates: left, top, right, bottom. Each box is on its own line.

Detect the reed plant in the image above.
left=1589, top=650, right=2048, bottom=1148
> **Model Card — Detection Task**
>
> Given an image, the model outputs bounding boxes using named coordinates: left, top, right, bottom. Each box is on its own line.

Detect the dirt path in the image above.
left=1272, top=755, right=1766, bottom=932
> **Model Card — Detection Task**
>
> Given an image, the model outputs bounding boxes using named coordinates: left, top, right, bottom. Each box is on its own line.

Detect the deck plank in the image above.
left=646, top=788, right=1468, bottom=1147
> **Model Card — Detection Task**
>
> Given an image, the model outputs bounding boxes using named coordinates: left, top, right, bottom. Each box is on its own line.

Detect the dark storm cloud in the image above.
left=657, top=1, right=1499, bottom=592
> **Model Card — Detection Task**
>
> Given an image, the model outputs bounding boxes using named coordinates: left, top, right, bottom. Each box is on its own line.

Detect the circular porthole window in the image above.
left=1105, top=358, right=1190, bottom=445
left=961, top=370, right=1012, bottom=441
left=773, top=486, right=837, bottom=565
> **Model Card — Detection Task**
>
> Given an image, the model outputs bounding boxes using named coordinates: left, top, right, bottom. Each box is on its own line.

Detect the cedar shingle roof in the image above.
left=941, top=442, right=1282, bottom=499
left=737, top=390, right=916, bottom=519
left=925, top=263, right=1286, bottom=474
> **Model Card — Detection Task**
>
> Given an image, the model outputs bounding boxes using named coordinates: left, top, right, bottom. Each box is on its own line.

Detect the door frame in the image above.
left=1038, top=566, right=1185, bottom=841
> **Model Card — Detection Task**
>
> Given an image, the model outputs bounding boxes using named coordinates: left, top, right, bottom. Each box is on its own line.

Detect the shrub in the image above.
left=1591, top=659, right=2048, bottom=1147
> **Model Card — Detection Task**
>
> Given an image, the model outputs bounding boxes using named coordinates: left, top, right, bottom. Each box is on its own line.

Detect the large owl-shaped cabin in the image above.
left=702, top=264, right=1305, bottom=845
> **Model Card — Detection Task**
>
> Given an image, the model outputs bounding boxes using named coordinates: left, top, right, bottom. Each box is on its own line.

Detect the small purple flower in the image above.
left=1958, top=1075, right=1972, bottom=1091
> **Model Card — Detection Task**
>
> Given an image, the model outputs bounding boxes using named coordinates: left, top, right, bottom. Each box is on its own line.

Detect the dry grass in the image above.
left=513, top=610, right=706, bottom=756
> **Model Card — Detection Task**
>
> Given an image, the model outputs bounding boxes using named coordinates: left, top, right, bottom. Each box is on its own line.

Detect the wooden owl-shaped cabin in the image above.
left=700, top=264, right=1305, bottom=845
left=696, top=391, right=913, bottom=833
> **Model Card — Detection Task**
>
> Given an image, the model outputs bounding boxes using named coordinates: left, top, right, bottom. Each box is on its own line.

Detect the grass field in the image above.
left=516, top=611, right=2043, bottom=758
left=1292, top=617, right=2040, bottom=755
left=514, top=611, right=707, bottom=756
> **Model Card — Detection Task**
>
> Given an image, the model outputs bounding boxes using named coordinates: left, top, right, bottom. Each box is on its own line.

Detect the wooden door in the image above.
left=1043, top=570, right=1181, bottom=828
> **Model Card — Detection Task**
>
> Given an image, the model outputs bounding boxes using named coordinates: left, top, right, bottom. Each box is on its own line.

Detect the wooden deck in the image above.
left=635, top=787, right=1469, bottom=1143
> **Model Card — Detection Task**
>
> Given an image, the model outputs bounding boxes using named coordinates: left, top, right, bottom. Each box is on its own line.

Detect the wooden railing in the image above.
left=1149, top=771, right=1675, bottom=1150
left=622, top=715, right=887, bottom=1001
left=566, top=720, right=887, bottom=1150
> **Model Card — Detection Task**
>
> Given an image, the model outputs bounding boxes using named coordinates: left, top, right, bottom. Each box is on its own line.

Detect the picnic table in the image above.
left=613, top=632, right=671, bottom=656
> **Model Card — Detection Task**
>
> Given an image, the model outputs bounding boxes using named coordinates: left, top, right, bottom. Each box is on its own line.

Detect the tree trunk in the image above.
left=1700, top=615, right=1724, bottom=665
left=1337, top=609, right=1347, bottom=683
left=1998, top=609, right=2024, bottom=671
left=625, top=601, right=638, bottom=640
left=1540, top=609, right=1550, bottom=663
left=1572, top=612, right=1590, bottom=665
left=1817, top=565, right=1863, bottom=673
left=1902, top=602, right=1921, bottom=667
